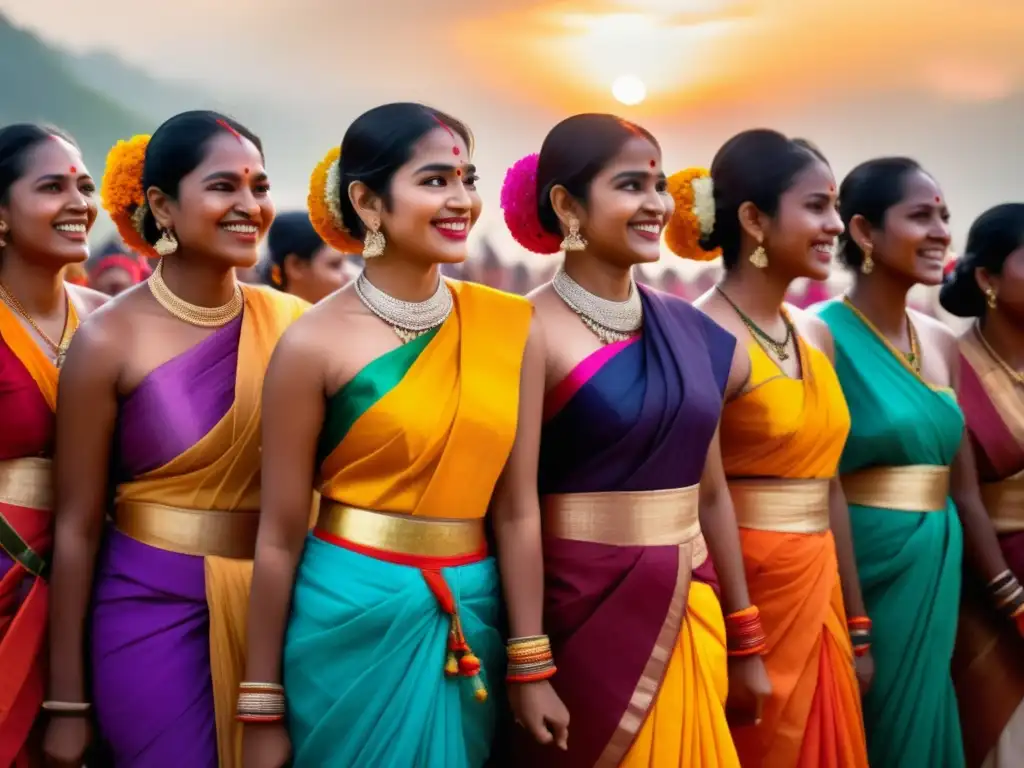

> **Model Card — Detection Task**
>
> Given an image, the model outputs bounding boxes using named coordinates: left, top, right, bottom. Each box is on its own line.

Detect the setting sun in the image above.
left=612, top=75, right=647, bottom=105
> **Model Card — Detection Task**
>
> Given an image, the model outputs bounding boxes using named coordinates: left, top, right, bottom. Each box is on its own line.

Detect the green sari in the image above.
left=817, top=300, right=965, bottom=768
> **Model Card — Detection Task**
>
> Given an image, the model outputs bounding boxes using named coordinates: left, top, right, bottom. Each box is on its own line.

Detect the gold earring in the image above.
left=749, top=244, right=768, bottom=269
left=986, top=287, right=998, bottom=309
left=154, top=229, right=178, bottom=257
left=861, top=246, right=874, bottom=275
left=0, top=221, right=7, bottom=248
left=561, top=219, right=587, bottom=252
left=362, top=222, right=386, bottom=259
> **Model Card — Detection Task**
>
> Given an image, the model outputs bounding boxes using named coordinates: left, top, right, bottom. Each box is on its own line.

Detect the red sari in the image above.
left=0, top=304, right=59, bottom=767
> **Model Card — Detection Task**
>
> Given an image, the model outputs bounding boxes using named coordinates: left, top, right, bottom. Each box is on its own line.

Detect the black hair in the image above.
left=264, top=211, right=326, bottom=289
left=704, top=129, right=826, bottom=269
left=940, top=203, right=1024, bottom=318
left=334, top=103, right=472, bottom=240
left=139, top=110, right=262, bottom=245
left=836, top=157, right=923, bottom=270
left=0, top=123, right=78, bottom=205
left=535, top=113, right=659, bottom=236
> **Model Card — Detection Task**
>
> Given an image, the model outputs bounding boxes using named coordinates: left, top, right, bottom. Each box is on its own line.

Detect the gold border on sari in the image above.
left=0, top=456, right=53, bottom=511
left=115, top=501, right=259, bottom=559
left=985, top=468, right=1024, bottom=532
left=729, top=478, right=831, bottom=533
left=316, top=501, right=486, bottom=558
left=842, top=465, right=949, bottom=512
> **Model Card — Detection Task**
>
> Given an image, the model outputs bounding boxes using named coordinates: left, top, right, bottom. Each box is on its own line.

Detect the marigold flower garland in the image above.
left=664, top=167, right=721, bottom=262
left=100, top=135, right=156, bottom=258
left=307, top=146, right=362, bottom=254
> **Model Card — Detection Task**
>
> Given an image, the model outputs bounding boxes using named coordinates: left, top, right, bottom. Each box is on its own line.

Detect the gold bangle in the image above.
left=41, top=701, right=92, bottom=714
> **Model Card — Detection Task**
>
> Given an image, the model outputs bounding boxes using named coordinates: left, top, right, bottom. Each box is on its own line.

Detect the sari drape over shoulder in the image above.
left=284, top=281, right=532, bottom=768
left=0, top=301, right=66, bottom=767
left=952, top=328, right=1024, bottom=768
left=513, top=288, right=739, bottom=768
left=719, top=320, right=867, bottom=768
left=91, top=285, right=305, bottom=768
left=817, top=299, right=965, bottom=768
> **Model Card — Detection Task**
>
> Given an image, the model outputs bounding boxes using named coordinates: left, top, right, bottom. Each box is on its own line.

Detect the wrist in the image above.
left=725, top=606, right=767, bottom=657
left=847, top=615, right=872, bottom=657
left=506, top=634, right=556, bottom=684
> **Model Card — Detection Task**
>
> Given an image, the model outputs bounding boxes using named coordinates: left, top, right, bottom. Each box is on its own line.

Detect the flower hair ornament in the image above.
left=664, top=168, right=721, bottom=262
left=307, top=146, right=364, bottom=255
left=101, top=135, right=160, bottom=259
left=500, top=154, right=563, bottom=255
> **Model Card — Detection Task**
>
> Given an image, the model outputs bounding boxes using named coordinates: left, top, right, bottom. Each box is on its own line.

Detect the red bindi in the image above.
left=456, top=168, right=462, bottom=177
left=244, top=167, right=250, bottom=175
left=649, top=160, right=656, bottom=168
left=69, top=166, right=77, bottom=174
left=453, top=146, right=461, bottom=156
left=935, top=196, right=941, bottom=203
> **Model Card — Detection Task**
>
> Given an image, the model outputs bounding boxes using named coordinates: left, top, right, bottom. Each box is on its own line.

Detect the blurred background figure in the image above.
left=262, top=211, right=355, bottom=303
left=85, top=236, right=150, bottom=295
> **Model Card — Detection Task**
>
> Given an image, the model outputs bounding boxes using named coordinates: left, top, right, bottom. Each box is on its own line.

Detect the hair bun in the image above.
left=307, top=146, right=362, bottom=254
left=664, top=167, right=721, bottom=262
left=500, top=153, right=562, bottom=255
left=101, top=135, right=154, bottom=257
left=939, top=253, right=986, bottom=318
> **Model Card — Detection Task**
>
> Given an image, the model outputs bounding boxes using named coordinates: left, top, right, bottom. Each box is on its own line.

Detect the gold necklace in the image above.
left=974, top=322, right=1024, bottom=386
left=843, top=297, right=922, bottom=374
left=149, top=259, right=244, bottom=327
left=716, top=287, right=794, bottom=361
left=0, top=281, right=78, bottom=367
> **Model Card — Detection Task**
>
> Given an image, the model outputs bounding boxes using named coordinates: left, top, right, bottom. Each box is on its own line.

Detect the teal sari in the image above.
left=817, top=300, right=965, bottom=768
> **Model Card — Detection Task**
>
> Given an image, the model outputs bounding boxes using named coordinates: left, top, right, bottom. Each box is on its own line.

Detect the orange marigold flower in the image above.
left=665, top=167, right=721, bottom=262
left=308, top=146, right=361, bottom=254
left=101, top=135, right=155, bottom=258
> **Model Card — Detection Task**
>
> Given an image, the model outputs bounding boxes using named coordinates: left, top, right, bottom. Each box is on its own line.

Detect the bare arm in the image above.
left=244, top=330, right=325, bottom=684
left=490, top=317, right=547, bottom=638
left=48, top=321, right=120, bottom=702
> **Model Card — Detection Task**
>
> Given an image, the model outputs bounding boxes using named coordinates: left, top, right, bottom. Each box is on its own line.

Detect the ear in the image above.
left=974, top=265, right=997, bottom=296
left=145, top=186, right=176, bottom=232
left=283, top=252, right=305, bottom=282
left=549, top=185, right=584, bottom=233
left=848, top=214, right=874, bottom=253
left=348, top=180, right=383, bottom=231
left=737, top=201, right=768, bottom=244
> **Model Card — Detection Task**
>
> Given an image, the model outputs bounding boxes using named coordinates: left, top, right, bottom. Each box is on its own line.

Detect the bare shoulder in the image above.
left=274, top=288, right=357, bottom=358
left=911, top=307, right=958, bottom=361
left=66, top=283, right=110, bottom=315
left=788, top=304, right=834, bottom=356
left=694, top=288, right=747, bottom=340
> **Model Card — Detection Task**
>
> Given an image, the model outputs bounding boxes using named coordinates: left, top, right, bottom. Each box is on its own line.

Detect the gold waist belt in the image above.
left=985, top=469, right=1024, bottom=533
left=316, top=501, right=487, bottom=559
left=0, top=457, right=53, bottom=511
left=115, top=501, right=259, bottom=559
left=730, top=478, right=831, bottom=534
left=842, top=465, right=950, bottom=512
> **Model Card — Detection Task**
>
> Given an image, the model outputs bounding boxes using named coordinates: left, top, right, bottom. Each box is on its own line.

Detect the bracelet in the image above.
left=725, top=606, right=767, bottom=657
left=507, top=635, right=556, bottom=683
left=41, top=701, right=91, bottom=716
left=236, top=682, right=285, bottom=724
left=988, top=570, right=1024, bottom=620
left=847, top=616, right=872, bottom=657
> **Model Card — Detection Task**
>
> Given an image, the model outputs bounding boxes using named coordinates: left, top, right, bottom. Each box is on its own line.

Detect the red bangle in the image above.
left=725, top=606, right=767, bottom=657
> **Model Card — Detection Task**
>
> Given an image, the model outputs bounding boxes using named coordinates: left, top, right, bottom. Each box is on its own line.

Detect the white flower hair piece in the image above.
left=691, top=175, right=715, bottom=238
left=325, top=158, right=345, bottom=230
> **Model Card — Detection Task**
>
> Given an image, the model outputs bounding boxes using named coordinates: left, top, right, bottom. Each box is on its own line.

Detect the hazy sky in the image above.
left=3, top=0, right=1023, bottom=262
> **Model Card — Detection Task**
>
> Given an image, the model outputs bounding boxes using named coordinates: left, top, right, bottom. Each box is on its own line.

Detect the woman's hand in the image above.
left=726, top=654, right=772, bottom=726
left=43, top=716, right=92, bottom=768
left=242, top=721, right=292, bottom=768
left=508, top=680, right=570, bottom=751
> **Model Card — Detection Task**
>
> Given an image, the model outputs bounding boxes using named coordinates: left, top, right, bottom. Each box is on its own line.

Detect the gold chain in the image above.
left=974, top=322, right=1024, bottom=386
left=149, top=259, right=243, bottom=327
left=0, top=281, right=78, bottom=367
left=843, top=297, right=922, bottom=374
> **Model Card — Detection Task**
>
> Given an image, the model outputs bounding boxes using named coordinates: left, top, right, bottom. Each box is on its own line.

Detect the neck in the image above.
left=563, top=252, right=633, bottom=301
left=718, top=265, right=792, bottom=323
left=0, top=249, right=67, bottom=316
left=159, top=254, right=238, bottom=308
left=362, top=258, right=441, bottom=302
left=846, top=271, right=912, bottom=337
left=980, top=311, right=1024, bottom=370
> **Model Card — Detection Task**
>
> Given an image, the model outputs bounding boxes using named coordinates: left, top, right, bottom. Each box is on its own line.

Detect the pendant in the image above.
left=776, top=349, right=789, bottom=361
left=55, top=350, right=65, bottom=369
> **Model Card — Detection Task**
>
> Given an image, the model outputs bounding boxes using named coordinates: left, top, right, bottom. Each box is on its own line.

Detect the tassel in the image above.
left=459, top=652, right=481, bottom=676
left=471, top=674, right=488, bottom=703
left=445, top=653, right=459, bottom=677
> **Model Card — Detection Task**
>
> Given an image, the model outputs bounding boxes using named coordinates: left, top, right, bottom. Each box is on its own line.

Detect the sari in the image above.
left=720, top=324, right=867, bottom=768
left=0, top=302, right=67, bottom=767
left=817, top=299, right=965, bottom=768
left=951, top=328, right=1024, bottom=768
left=91, top=285, right=306, bottom=768
left=283, top=280, right=532, bottom=768
left=511, top=287, right=739, bottom=768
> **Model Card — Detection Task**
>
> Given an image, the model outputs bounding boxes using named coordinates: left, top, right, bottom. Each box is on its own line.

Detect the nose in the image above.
left=446, top=178, right=474, bottom=212
left=642, top=189, right=667, bottom=218
left=824, top=207, right=844, bottom=236
left=930, top=215, right=952, bottom=245
left=234, top=187, right=262, bottom=218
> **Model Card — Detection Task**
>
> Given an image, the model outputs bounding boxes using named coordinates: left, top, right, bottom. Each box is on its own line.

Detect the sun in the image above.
left=611, top=75, right=647, bottom=105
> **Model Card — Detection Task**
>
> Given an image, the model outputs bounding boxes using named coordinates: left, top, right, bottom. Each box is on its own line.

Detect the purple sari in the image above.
left=512, top=287, right=736, bottom=767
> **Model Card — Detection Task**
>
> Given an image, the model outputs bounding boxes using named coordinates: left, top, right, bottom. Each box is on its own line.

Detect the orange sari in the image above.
left=720, top=335, right=867, bottom=768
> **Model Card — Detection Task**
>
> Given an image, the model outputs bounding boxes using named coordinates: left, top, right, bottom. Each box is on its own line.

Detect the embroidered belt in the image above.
left=842, top=465, right=950, bottom=513
left=985, top=468, right=1024, bottom=533
left=730, top=477, right=831, bottom=534
left=0, top=457, right=52, bottom=578
left=115, top=501, right=259, bottom=559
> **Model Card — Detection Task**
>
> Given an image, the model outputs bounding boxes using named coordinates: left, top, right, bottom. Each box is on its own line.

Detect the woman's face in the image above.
left=0, top=137, right=97, bottom=267
left=376, top=126, right=480, bottom=265
left=988, top=244, right=1024, bottom=326
left=577, top=136, right=672, bottom=267
left=286, top=244, right=348, bottom=303
left=764, top=159, right=843, bottom=282
left=873, top=170, right=951, bottom=287
left=157, top=132, right=274, bottom=269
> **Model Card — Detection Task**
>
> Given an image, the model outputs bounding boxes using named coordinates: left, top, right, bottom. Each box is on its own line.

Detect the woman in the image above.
left=42, top=111, right=307, bottom=768
left=87, top=238, right=150, bottom=296
left=0, top=123, right=107, bottom=767
left=500, top=113, right=769, bottom=767
left=242, top=102, right=566, bottom=768
left=668, top=130, right=870, bottom=768
left=815, top=157, right=967, bottom=767
left=941, top=204, right=1024, bottom=767
left=263, top=210, right=352, bottom=303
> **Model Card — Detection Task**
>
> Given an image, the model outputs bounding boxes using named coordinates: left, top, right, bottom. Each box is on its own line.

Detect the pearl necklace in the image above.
left=149, top=260, right=244, bottom=327
left=552, top=266, right=642, bottom=344
left=354, top=270, right=453, bottom=344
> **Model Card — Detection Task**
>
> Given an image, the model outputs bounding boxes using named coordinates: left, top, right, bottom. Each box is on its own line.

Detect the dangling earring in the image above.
left=0, top=221, right=8, bottom=248
left=749, top=243, right=768, bottom=269
left=362, top=221, right=386, bottom=259
left=561, top=219, right=587, bottom=252
left=861, top=245, right=874, bottom=275
left=154, top=228, right=178, bottom=257
left=986, top=287, right=998, bottom=309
